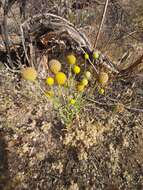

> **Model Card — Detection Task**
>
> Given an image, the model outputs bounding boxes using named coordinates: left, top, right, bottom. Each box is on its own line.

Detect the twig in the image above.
left=86, top=98, right=143, bottom=113
left=126, top=107, right=143, bottom=113
left=9, top=9, right=21, bottom=31
left=93, top=0, right=109, bottom=50
left=3, top=62, right=20, bottom=73
left=1, top=2, right=13, bottom=67
left=120, top=54, right=143, bottom=74
left=20, top=12, right=92, bottom=49
left=85, top=97, right=114, bottom=106
left=20, top=25, right=30, bottom=64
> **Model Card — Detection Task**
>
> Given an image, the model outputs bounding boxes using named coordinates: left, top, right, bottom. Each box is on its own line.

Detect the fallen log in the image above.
left=0, top=13, right=122, bottom=75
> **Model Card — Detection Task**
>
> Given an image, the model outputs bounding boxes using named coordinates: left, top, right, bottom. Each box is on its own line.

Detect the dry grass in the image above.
left=0, top=64, right=143, bottom=189
left=0, top=1, right=143, bottom=190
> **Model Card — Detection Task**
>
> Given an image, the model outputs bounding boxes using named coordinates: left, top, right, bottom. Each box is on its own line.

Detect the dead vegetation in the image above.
left=0, top=0, right=143, bottom=190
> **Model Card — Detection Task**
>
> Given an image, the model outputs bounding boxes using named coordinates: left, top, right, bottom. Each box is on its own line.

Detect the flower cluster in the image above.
left=44, top=54, right=93, bottom=99
left=21, top=50, right=109, bottom=125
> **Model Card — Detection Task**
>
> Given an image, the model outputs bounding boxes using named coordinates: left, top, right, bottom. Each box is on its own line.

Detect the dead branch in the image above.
left=120, top=54, right=143, bottom=75
left=20, top=13, right=92, bottom=50
left=0, top=10, right=120, bottom=74
left=93, top=0, right=109, bottom=50
left=1, top=1, right=13, bottom=67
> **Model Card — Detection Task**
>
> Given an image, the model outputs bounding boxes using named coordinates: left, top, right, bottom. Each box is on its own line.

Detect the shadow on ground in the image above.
left=0, top=131, right=9, bottom=190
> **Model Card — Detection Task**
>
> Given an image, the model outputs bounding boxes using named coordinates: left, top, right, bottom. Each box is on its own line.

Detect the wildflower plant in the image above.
left=44, top=53, right=90, bottom=125
left=20, top=49, right=109, bottom=126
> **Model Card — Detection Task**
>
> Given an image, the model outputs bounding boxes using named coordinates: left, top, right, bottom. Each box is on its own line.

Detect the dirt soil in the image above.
left=0, top=1, right=143, bottom=190
left=0, top=66, right=143, bottom=190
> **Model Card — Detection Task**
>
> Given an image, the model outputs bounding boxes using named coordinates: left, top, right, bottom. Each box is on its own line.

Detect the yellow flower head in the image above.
left=46, top=77, right=54, bottom=86
left=66, top=54, right=76, bottom=65
left=84, top=71, right=91, bottom=80
left=98, top=72, right=109, bottom=86
left=93, top=51, right=100, bottom=60
left=81, top=78, right=88, bottom=86
left=84, top=53, right=89, bottom=60
left=99, top=88, right=105, bottom=95
left=49, top=59, right=61, bottom=74
left=69, top=99, right=76, bottom=105
left=21, top=67, right=37, bottom=81
left=73, top=65, right=80, bottom=74
left=55, top=72, right=67, bottom=85
left=76, top=84, right=85, bottom=92
left=45, top=90, right=54, bottom=98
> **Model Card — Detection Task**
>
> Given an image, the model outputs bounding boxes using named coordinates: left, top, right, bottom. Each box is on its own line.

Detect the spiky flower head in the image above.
left=55, top=72, right=67, bottom=85
left=98, top=72, right=109, bottom=85
left=21, top=67, right=37, bottom=81
left=81, top=78, right=88, bottom=86
left=49, top=59, right=61, bottom=74
left=84, top=71, right=91, bottom=80
left=67, top=54, right=76, bottom=65
left=73, top=65, right=81, bottom=74
left=46, top=77, right=54, bottom=86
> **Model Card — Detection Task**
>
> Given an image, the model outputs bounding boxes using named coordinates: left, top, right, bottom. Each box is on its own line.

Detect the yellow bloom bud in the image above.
left=66, top=54, right=76, bottom=65
left=49, top=59, right=61, bottom=74
left=46, top=77, right=54, bottom=86
left=93, top=51, right=100, bottom=60
left=84, top=53, right=89, bottom=60
left=21, top=67, right=37, bottom=81
left=69, top=99, right=76, bottom=105
left=85, top=71, right=91, bottom=80
left=73, top=65, right=80, bottom=74
left=99, top=88, right=105, bottom=94
left=55, top=72, right=67, bottom=85
left=81, top=78, right=88, bottom=86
